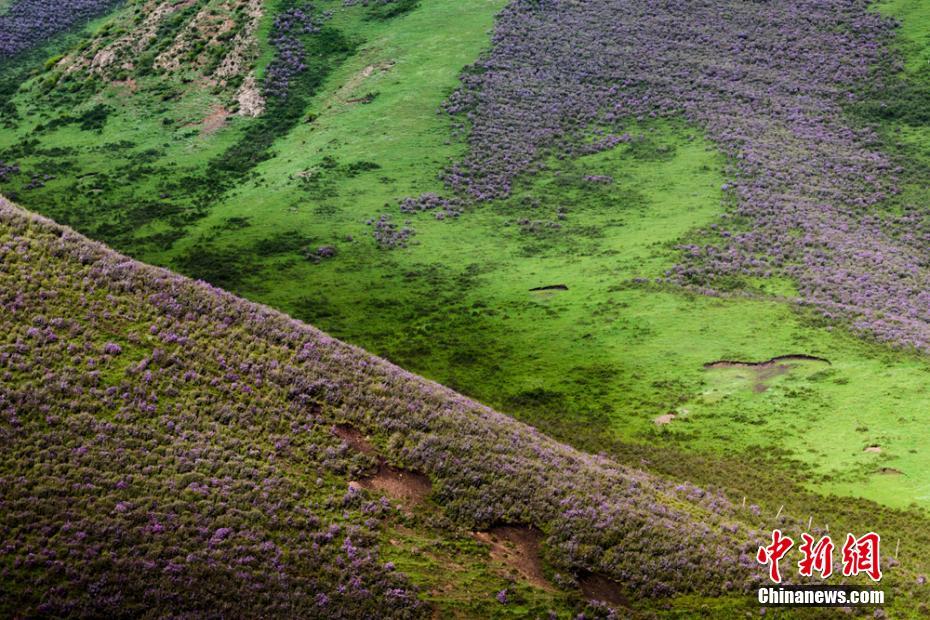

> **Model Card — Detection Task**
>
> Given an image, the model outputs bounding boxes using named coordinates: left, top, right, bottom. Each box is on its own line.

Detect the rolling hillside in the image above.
left=0, top=196, right=785, bottom=616
left=2, top=0, right=930, bottom=514
left=4, top=0, right=930, bottom=616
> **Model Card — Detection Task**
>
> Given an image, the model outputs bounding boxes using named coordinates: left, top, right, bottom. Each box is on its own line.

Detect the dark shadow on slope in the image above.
left=529, top=284, right=568, bottom=291
left=473, top=525, right=551, bottom=591
left=703, top=354, right=831, bottom=368
left=577, top=570, right=630, bottom=608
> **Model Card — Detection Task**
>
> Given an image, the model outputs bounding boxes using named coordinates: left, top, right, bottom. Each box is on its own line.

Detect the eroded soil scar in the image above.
left=577, top=570, right=629, bottom=608
left=332, top=423, right=376, bottom=455
left=333, top=423, right=432, bottom=504
left=529, top=284, right=568, bottom=291
left=361, top=466, right=432, bottom=505
left=704, top=354, right=831, bottom=393
left=703, top=354, right=831, bottom=368
left=653, top=413, right=676, bottom=425
left=335, top=426, right=625, bottom=601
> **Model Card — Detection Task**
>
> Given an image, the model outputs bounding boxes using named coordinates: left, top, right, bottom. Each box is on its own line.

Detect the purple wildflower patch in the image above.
left=443, top=0, right=929, bottom=350
left=0, top=0, right=122, bottom=58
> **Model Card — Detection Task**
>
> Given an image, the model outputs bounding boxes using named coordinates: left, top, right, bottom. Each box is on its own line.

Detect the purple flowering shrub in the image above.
left=369, top=213, right=415, bottom=248
left=0, top=0, right=122, bottom=58
left=398, top=193, right=462, bottom=220
left=0, top=199, right=426, bottom=616
left=0, top=162, right=19, bottom=182
left=263, top=5, right=328, bottom=99
left=442, top=0, right=930, bottom=351
left=0, top=196, right=782, bottom=609
left=373, top=195, right=458, bottom=247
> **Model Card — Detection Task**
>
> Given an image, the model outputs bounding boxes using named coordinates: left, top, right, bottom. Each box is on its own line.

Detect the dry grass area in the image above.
left=59, top=0, right=263, bottom=116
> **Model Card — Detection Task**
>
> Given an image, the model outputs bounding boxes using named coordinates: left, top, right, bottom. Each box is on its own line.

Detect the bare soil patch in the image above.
left=201, top=105, right=230, bottom=136
left=473, top=525, right=551, bottom=590
left=333, top=423, right=432, bottom=505
left=864, top=445, right=882, bottom=454
left=653, top=413, right=676, bottom=425
left=332, top=423, right=377, bottom=455
left=878, top=467, right=903, bottom=476
left=360, top=465, right=432, bottom=505
left=578, top=571, right=629, bottom=608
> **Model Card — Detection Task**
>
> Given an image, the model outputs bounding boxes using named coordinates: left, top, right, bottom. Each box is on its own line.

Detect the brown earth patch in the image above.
left=878, top=467, right=903, bottom=476
left=201, top=105, right=230, bottom=136
left=653, top=413, right=676, bottom=425
left=359, top=464, right=432, bottom=505
left=332, top=423, right=376, bottom=455
left=334, top=423, right=432, bottom=505
left=579, top=571, right=629, bottom=608
left=473, top=526, right=552, bottom=590
left=864, top=445, right=882, bottom=454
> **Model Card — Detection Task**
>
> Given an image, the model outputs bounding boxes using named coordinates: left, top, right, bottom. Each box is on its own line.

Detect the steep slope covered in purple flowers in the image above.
left=0, top=195, right=775, bottom=614
left=444, top=0, right=930, bottom=350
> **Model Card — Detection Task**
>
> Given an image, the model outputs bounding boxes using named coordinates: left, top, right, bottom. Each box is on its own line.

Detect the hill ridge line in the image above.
left=0, top=194, right=762, bottom=602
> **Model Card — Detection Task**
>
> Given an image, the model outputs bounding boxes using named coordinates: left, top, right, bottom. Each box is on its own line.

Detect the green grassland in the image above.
left=4, top=0, right=930, bottom=542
